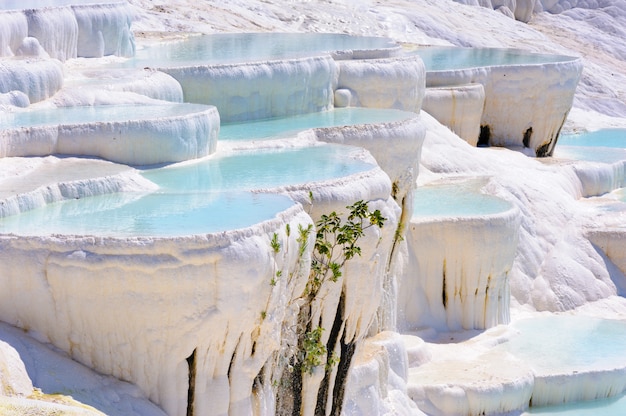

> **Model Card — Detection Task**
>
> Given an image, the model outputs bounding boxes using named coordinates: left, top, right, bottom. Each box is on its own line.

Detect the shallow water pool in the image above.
left=127, top=33, right=397, bottom=67
left=410, top=47, right=576, bottom=71
left=220, top=108, right=416, bottom=141
left=503, top=315, right=626, bottom=373
left=412, top=179, right=511, bottom=218
left=554, top=129, right=626, bottom=163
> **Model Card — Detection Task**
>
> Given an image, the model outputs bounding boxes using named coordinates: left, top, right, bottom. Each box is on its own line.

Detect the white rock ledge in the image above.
left=425, top=57, right=583, bottom=156
left=399, top=199, right=520, bottom=331
left=0, top=103, right=219, bottom=165
left=0, top=1, right=134, bottom=60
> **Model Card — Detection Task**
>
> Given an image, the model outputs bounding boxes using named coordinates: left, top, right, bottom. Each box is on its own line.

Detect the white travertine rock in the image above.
left=0, top=11, right=27, bottom=56
left=587, top=229, right=626, bottom=279
left=421, top=84, right=485, bottom=146
left=161, top=56, right=337, bottom=122
left=0, top=105, right=220, bottom=165
left=0, top=91, right=29, bottom=108
left=515, top=0, right=537, bottom=22
left=313, top=115, right=426, bottom=204
left=426, top=57, right=583, bottom=156
left=0, top=156, right=158, bottom=218
left=73, top=3, right=135, bottom=58
left=15, top=37, right=49, bottom=58
left=0, top=341, right=33, bottom=398
left=61, top=68, right=184, bottom=103
left=0, top=2, right=134, bottom=60
left=399, top=203, right=520, bottom=331
left=25, top=7, right=78, bottom=61
left=407, top=349, right=534, bottom=416
left=337, top=56, right=426, bottom=113
left=344, top=332, right=425, bottom=416
left=0, top=205, right=315, bottom=416
left=0, top=58, right=64, bottom=103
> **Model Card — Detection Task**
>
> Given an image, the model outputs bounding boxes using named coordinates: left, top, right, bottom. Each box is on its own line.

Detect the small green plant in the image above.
left=261, top=310, right=267, bottom=320
left=307, top=201, right=385, bottom=297
left=270, top=232, right=281, bottom=253
left=302, top=326, right=327, bottom=375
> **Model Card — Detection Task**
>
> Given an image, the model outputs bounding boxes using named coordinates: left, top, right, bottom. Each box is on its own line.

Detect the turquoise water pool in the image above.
left=142, top=144, right=375, bottom=191
left=503, top=315, right=626, bottom=373
left=127, top=33, right=397, bottom=66
left=554, top=129, right=626, bottom=163
left=559, top=129, right=626, bottom=148
left=0, top=144, right=374, bottom=236
left=411, top=47, right=576, bottom=71
left=220, top=108, right=416, bottom=141
left=412, top=179, right=511, bottom=218
left=0, top=191, right=295, bottom=237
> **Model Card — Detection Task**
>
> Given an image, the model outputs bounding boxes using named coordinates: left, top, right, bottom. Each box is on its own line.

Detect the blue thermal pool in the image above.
left=0, top=103, right=212, bottom=128
left=0, top=191, right=295, bottom=237
left=0, top=144, right=375, bottom=237
left=554, top=129, right=626, bottom=163
left=412, top=179, right=511, bottom=218
left=220, top=108, right=416, bottom=141
left=410, top=47, right=577, bottom=71
left=0, top=0, right=103, bottom=9
left=525, top=394, right=626, bottom=416
left=142, top=144, right=376, bottom=191
left=127, top=33, right=398, bottom=66
left=502, top=315, right=626, bottom=374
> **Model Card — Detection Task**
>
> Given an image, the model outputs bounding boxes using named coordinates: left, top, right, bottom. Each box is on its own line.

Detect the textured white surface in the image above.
left=422, top=84, right=485, bottom=146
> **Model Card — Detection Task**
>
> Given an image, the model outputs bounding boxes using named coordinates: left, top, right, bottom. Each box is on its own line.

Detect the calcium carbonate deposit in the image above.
left=1, top=1, right=626, bottom=416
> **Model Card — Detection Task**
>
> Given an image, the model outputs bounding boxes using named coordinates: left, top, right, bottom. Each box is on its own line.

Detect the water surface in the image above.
left=127, top=33, right=397, bottom=67
left=412, top=179, right=511, bottom=218
left=220, top=108, right=416, bottom=141
left=502, top=315, right=626, bottom=373
left=411, top=47, right=576, bottom=71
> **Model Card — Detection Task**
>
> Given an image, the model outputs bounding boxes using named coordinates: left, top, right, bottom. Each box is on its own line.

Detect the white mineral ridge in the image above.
left=400, top=203, right=520, bottom=331
left=161, top=56, right=337, bottom=122
left=1, top=0, right=626, bottom=415
left=0, top=322, right=166, bottom=416
left=0, top=2, right=135, bottom=60
left=0, top=105, right=220, bottom=165
left=0, top=58, right=64, bottom=104
left=336, top=55, right=426, bottom=113
left=0, top=156, right=158, bottom=217
left=421, top=84, right=485, bottom=146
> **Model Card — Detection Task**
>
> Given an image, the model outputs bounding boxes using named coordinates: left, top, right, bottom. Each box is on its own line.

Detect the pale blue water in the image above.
left=412, top=180, right=511, bottom=218
left=412, top=47, right=576, bottom=71
left=559, top=129, right=626, bottom=148
left=502, top=316, right=626, bottom=373
left=0, top=104, right=212, bottom=128
left=142, top=144, right=375, bottom=191
left=525, top=394, right=626, bottom=416
left=0, top=144, right=373, bottom=236
left=554, top=129, right=626, bottom=163
left=127, top=33, right=397, bottom=66
left=0, top=191, right=295, bottom=237
left=220, top=108, right=416, bottom=141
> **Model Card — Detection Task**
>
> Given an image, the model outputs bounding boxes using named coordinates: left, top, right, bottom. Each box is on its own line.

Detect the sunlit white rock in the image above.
left=161, top=56, right=337, bottom=122
left=426, top=57, right=583, bottom=156
left=0, top=58, right=64, bottom=103
left=421, top=84, right=485, bottom=146
left=336, top=55, right=426, bottom=113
